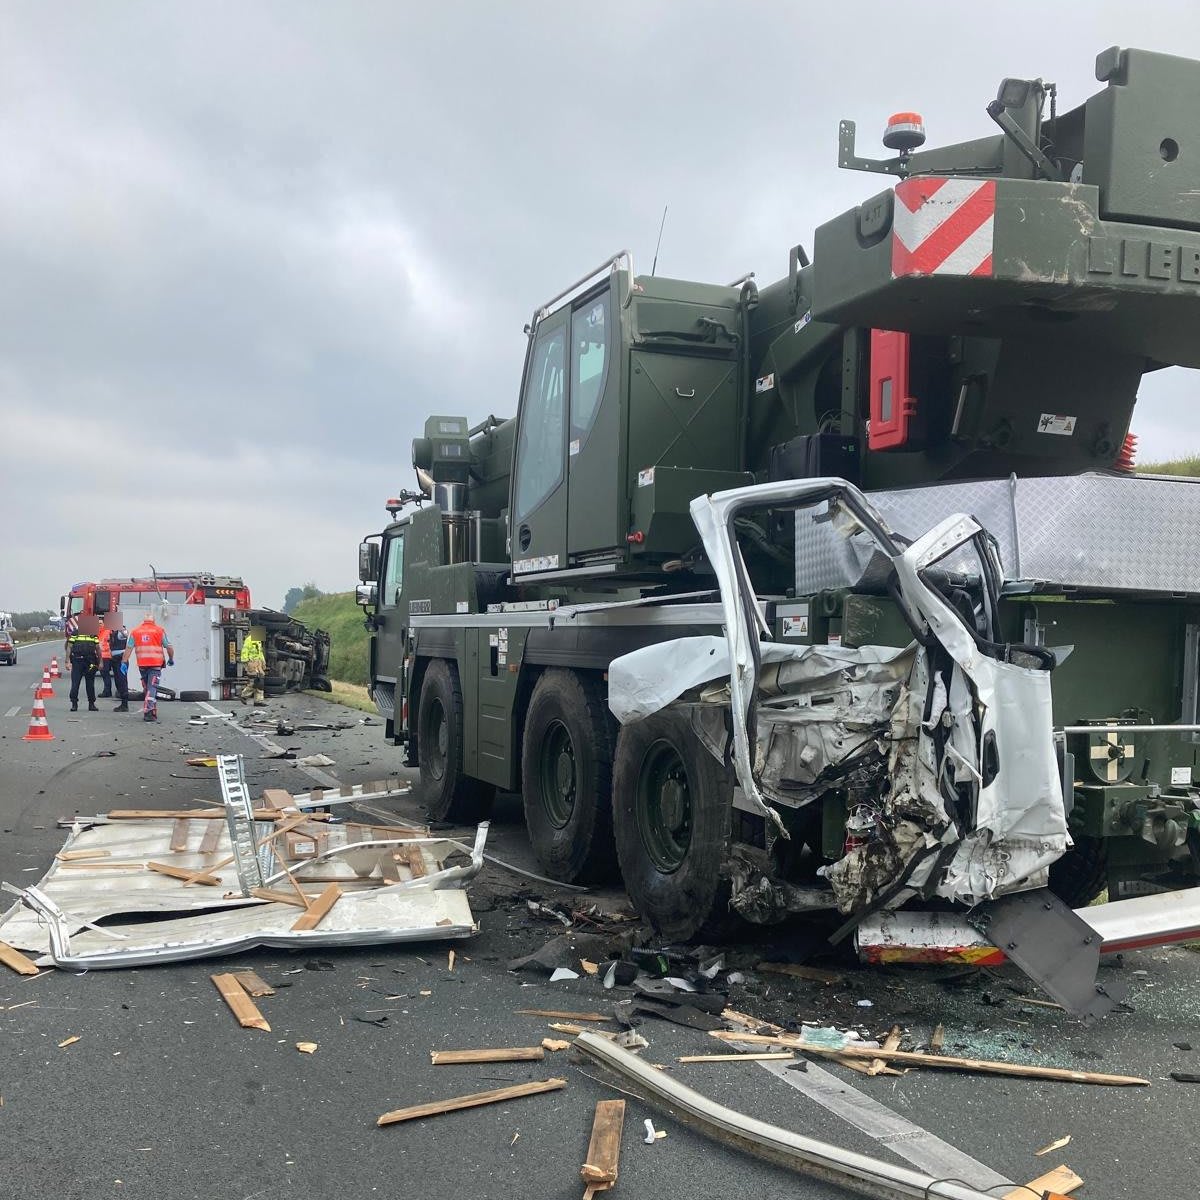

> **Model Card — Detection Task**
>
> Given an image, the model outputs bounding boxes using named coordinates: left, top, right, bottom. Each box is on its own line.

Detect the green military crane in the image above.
left=358, top=48, right=1200, bottom=993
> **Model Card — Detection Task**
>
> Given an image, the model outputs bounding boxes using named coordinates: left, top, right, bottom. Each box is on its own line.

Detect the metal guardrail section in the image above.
left=217, top=754, right=265, bottom=894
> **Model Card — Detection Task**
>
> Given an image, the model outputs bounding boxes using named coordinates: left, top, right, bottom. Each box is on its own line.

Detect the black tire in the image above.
left=311, top=677, right=332, bottom=693
left=252, top=610, right=291, bottom=629
left=1049, top=834, right=1108, bottom=907
left=521, top=669, right=618, bottom=884
left=612, top=709, right=734, bottom=941
left=416, top=658, right=494, bottom=823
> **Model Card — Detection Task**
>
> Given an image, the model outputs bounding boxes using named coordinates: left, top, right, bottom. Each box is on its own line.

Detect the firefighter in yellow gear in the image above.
left=239, top=633, right=267, bottom=705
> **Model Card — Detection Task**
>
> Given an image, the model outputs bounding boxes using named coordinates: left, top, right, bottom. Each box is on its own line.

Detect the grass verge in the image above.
left=292, top=592, right=370, bottom=686
left=1139, top=456, right=1200, bottom=477
left=304, top=680, right=377, bottom=714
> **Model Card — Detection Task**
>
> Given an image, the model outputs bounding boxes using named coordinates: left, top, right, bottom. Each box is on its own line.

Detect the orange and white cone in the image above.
left=23, top=694, right=55, bottom=742
left=49, top=656, right=62, bottom=679
left=36, top=666, right=55, bottom=698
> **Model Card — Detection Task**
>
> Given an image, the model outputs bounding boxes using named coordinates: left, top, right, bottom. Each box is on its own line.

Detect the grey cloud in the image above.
left=2, top=3, right=1199, bottom=610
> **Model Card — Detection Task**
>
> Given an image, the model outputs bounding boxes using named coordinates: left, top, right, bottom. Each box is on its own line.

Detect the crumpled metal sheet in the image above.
left=14, top=882, right=476, bottom=969
left=0, top=810, right=488, bottom=968
left=609, top=478, right=1068, bottom=915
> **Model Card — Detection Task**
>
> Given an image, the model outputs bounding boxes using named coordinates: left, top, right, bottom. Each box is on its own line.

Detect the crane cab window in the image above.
left=382, top=533, right=405, bottom=607
left=514, top=326, right=566, bottom=522
left=570, top=291, right=609, bottom=448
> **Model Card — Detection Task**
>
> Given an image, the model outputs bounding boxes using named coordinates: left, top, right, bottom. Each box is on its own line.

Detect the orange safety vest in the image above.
left=130, top=620, right=167, bottom=666
left=99, top=627, right=112, bottom=660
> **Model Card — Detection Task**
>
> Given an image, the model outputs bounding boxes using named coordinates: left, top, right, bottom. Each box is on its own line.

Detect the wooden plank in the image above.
left=755, top=962, right=846, bottom=985
left=395, top=845, right=427, bottom=879
left=517, top=1009, right=612, bottom=1022
left=867, top=1025, right=904, bottom=1077
left=198, top=820, right=223, bottom=854
left=431, top=1047, right=545, bottom=1065
left=57, top=861, right=148, bottom=870
left=55, top=849, right=112, bottom=862
left=146, top=861, right=220, bottom=886
left=0, top=940, right=40, bottom=976
left=170, top=818, right=191, bottom=853
left=250, top=887, right=310, bottom=909
left=261, top=788, right=297, bottom=811
left=580, top=1099, right=625, bottom=1195
left=211, top=973, right=271, bottom=1031
left=377, top=1078, right=565, bottom=1127
left=232, top=970, right=275, bottom=998
left=290, top=883, right=341, bottom=931
left=708, top=1032, right=1150, bottom=1086
left=1003, top=1165, right=1083, bottom=1200
left=678, top=1052, right=795, bottom=1063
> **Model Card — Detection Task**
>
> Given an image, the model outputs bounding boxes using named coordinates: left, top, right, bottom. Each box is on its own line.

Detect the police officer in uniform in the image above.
left=67, top=620, right=102, bottom=711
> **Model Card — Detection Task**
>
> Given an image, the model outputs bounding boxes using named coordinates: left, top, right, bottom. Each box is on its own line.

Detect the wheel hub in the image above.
left=636, top=740, right=692, bottom=874
left=539, top=720, right=576, bottom=829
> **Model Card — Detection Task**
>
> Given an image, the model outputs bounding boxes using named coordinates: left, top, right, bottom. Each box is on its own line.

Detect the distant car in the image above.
left=0, top=632, right=15, bottom=666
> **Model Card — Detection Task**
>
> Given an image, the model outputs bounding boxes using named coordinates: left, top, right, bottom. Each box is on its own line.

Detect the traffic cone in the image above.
left=23, top=694, right=55, bottom=741
left=49, top=656, right=61, bottom=679
left=37, top=666, right=54, bottom=698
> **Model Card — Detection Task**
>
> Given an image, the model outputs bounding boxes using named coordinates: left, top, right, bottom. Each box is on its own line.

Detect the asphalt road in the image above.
left=2, top=646, right=1199, bottom=1200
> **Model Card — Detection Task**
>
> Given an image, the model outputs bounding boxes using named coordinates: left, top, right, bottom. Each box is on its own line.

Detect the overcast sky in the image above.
left=3, top=3, right=1199, bottom=613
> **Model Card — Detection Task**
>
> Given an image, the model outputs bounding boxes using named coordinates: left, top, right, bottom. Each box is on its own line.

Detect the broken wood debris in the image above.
left=1034, top=1135, right=1071, bottom=1157
left=58, top=1035, right=81, bottom=1048
left=169, top=819, right=191, bottom=852
left=1002, top=1165, right=1083, bottom=1199
left=146, top=862, right=221, bottom=887
left=430, top=1047, right=545, bottom=1065
left=377, top=1078, right=566, bottom=1127
left=290, top=883, right=342, bottom=931
left=929, top=1023, right=945, bottom=1055
left=580, top=1099, right=625, bottom=1198
left=296, top=1042, right=318, bottom=1054
left=55, top=849, right=112, bottom=862
left=867, top=1025, right=904, bottom=1077
left=250, top=887, right=309, bottom=909
left=542, top=1038, right=571, bottom=1052
left=0, top=940, right=40, bottom=977
left=708, top=1032, right=1150, bottom=1086
left=211, top=972, right=271, bottom=1031
left=232, top=970, right=275, bottom=998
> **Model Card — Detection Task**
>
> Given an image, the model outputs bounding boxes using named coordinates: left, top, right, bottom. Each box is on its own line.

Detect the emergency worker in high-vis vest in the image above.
left=123, top=616, right=174, bottom=722
left=239, top=631, right=267, bottom=706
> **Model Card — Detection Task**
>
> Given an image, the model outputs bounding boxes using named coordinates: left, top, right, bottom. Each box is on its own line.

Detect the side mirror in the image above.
left=358, top=541, right=380, bottom=583
left=356, top=582, right=378, bottom=610
left=59, top=595, right=66, bottom=615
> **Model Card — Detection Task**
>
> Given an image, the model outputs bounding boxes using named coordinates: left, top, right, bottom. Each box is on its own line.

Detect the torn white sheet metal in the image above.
left=891, top=514, right=1067, bottom=905
left=0, top=813, right=488, bottom=965
left=11, top=882, right=477, bottom=969
left=608, top=636, right=802, bottom=724
left=611, top=477, right=1067, bottom=915
left=857, top=884, right=1200, bottom=963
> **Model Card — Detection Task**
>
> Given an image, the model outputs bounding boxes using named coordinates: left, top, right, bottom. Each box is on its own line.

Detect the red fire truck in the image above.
left=63, top=573, right=330, bottom=701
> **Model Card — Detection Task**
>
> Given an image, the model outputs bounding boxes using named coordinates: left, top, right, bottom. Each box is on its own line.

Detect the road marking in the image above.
left=4, top=706, right=20, bottom=718
left=198, top=702, right=340, bottom=790
left=754, top=1056, right=1012, bottom=1189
